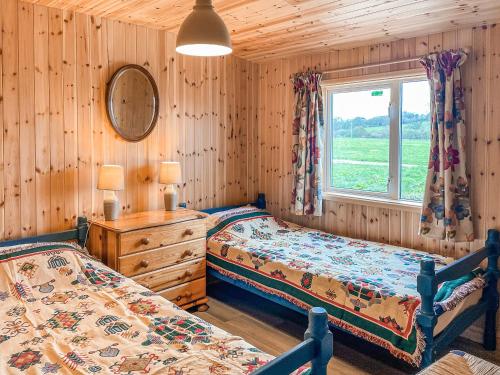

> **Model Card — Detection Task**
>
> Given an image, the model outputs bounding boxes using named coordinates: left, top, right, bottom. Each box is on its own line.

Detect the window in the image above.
left=324, top=76, right=430, bottom=202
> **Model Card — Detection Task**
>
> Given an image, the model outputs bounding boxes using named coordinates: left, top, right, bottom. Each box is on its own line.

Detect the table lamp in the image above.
left=160, top=162, right=182, bottom=211
left=97, top=164, right=124, bottom=221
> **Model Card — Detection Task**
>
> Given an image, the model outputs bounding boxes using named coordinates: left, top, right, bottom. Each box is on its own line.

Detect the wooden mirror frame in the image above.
left=106, top=64, right=160, bottom=142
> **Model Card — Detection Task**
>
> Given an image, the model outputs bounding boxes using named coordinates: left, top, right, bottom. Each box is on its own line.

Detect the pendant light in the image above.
left=176, top=0, right=232, bottom=57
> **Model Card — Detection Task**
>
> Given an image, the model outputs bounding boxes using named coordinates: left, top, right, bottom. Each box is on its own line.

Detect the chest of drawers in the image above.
left=88, top=209, right=209, bottom=311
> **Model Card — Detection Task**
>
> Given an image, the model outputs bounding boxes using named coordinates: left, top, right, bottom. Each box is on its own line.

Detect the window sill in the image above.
left=322, top=192, right=422, bottom=212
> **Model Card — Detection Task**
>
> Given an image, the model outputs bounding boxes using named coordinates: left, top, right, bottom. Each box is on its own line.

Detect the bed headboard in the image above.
left=0, top=192, right=265, bottom=247
left=0, top=217, right=89, bottom=248
left=200, top=193, right=266, bottom=214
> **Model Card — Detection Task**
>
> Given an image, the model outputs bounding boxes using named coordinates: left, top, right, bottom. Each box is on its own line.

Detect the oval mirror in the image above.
left=106, top=64, right=159, bottom=142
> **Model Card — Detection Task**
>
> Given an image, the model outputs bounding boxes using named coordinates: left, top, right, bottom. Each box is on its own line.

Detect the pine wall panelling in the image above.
left=254, top=26, right=500, bottom=255
left=21, top=0, right=500, bottom=61
left=0, top=0, right=257, bottom=238
left=2, top=0, right=500, bottom=349
left=253, top=25, right=500, bottom=345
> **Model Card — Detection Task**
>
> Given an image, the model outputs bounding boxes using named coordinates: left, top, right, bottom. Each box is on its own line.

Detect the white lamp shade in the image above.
left=160, top=162, right=182, bottom=184
left=97, top=165, right=124, bottom=191
left=176, top=0, right=232, bottom=57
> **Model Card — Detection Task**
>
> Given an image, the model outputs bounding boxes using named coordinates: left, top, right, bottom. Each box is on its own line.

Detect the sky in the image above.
left=331, top=80, right=430, bottom=119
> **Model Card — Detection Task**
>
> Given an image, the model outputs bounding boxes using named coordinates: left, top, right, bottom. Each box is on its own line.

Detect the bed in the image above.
left=0, top=217, right=332, bottom=375
left=203, top=195, right=499, bottom=368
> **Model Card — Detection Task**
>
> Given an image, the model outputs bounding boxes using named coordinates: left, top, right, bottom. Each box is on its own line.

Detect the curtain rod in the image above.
left=323, top=47, right=471, bottom=75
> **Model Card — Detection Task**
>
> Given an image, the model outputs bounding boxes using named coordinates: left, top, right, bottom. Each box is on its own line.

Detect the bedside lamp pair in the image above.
left=97, top=162, right=182, bottom=221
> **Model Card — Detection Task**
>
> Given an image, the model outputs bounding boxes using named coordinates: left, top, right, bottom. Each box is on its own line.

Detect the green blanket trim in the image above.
left=207, top=211, right=272, bottom=238
left=0, top=243, right=79, bottom=262
left=434, top=268, right=484, bottom=302
left=207, top=253, right=418, bottom=355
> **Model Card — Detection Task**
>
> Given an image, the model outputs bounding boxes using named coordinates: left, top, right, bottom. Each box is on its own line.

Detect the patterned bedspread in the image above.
left=206, top=207, right=466, bottom=367
left=0, top=242, right=293, bottom=374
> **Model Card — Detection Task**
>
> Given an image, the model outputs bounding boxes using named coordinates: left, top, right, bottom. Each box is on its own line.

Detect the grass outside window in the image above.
left=324, top=77, right=430, bottom=202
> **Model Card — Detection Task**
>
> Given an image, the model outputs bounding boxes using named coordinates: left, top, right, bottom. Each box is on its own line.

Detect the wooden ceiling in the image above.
left=25, top=0, right=500, bottom=61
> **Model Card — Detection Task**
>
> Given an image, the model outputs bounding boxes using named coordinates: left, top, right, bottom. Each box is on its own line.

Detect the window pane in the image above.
left=400, top=80, right=431, bottom=201
left=330, top=87, right=391, bottom=193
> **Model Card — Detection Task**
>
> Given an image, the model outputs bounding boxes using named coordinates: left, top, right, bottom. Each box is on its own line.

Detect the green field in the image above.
left=330, top=137, right=430, bottom=201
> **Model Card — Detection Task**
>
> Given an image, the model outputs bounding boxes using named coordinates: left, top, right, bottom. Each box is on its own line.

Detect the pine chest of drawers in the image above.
left=88, top=209, right=209, bottom=311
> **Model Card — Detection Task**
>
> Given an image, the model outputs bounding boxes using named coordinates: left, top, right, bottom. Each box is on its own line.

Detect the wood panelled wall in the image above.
left=1, top=0, right=499, bottom=345
left=254, top=25, right=500, bottom=255
left=0, top=0, right=258, bottom=239
left=252, top=25, right=500, bottom=344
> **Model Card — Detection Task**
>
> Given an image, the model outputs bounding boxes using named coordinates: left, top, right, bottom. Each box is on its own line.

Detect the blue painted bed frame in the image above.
left=0, top=216, right=90, bottom=248
left=202, top=193, right=500, bottom=368
left=0, top=214, right=333, bottom=375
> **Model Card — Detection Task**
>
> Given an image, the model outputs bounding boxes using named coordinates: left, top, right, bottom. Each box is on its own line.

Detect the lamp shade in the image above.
left=176, top=0, right=232, bottom=57
left=97, top=165, right=124, bottom=191
left=160, top=162, right=182, bottom=184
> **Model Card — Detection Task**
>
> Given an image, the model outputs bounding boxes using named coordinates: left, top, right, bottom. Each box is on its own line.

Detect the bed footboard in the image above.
left=417, top=229, right=500, bottom=367
left=252, top=307, right=333, bottom=375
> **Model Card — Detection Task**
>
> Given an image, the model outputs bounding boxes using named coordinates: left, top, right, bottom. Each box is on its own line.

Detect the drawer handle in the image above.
left=141, top=237, right=151, bottom=245
left=143, top=283, right=151, bottom=289
left=183, top=270, right=193, bottom=278
left=139, top=260, right=149, bottom=268
left=181, top=250, right=194, bottom=258
left=183, top=229, right=194, bottom=236
left=176, top=292, right=193, bottom=302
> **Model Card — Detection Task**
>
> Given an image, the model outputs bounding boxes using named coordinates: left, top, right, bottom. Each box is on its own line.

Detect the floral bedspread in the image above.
left=206, top=207, right=457, bottom=366
left=0, top=242, right=290, bottom=374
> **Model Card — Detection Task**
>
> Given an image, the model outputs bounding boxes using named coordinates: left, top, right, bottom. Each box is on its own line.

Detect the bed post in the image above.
left=417, top=259, right=438, bottom=367
left=251, top=307, right=332, bottom=375
left=77, top=217, right=89, bottom=248
left=484, top=229, right=500, bottom=351
left=304, top=307, right=333, bottom=375
left=256, top=193, right=266, bottom=209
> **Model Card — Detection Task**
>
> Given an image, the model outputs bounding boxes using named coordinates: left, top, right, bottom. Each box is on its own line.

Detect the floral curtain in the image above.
left=419, top=50, right=474, bottom=241
left=291, top=71, right=324, bottom=216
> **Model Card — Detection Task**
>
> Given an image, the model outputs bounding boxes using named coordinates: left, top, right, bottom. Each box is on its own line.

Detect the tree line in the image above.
left=332, top=112, right=430, bottom=140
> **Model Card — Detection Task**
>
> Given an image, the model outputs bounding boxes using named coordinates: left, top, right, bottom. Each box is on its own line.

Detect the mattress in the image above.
left=206, top=207, right=486, bottom=367
left=0, top=241, right=306, bottom=374
left=434, top=288, right=483, bottom=335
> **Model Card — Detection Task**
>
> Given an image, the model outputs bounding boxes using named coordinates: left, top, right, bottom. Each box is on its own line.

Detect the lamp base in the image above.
left=164, top=190, right=178, bottom=211
left=103, top=199, right=120, bottom=221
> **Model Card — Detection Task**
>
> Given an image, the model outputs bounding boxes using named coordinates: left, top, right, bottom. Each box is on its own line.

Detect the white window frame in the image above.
left=322, top=70, right=428, bottom=203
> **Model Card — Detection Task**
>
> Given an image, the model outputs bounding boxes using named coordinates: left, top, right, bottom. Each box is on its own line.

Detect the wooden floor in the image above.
left=194, top=282, right=500, bottom=375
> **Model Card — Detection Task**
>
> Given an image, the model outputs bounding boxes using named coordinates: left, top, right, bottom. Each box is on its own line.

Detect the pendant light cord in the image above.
left=195, top=0, right=213, bottom=7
